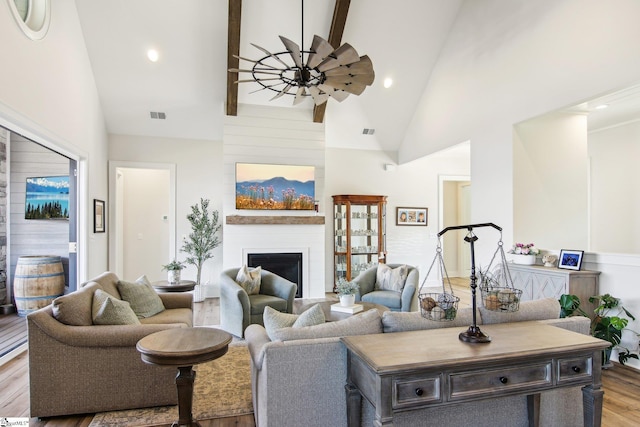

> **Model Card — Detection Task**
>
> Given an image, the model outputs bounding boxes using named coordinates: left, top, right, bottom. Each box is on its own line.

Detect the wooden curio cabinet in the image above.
left=332, top=195, right=387, bottom=288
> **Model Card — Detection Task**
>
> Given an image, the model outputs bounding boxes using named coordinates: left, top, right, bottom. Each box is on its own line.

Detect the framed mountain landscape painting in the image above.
left=235, top=163, right=315, bottom=210
left=25, top=175, right=70, bottom=219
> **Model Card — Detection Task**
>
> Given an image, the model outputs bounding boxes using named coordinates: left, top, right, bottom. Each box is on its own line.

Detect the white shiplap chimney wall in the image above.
left=222, top=105, right=326, bottom=298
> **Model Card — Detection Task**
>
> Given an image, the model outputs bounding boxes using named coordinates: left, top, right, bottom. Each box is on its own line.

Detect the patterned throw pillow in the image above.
left=116, top=278, right=165, bottom=318
left=375, top=264, right=408, bottom=292
left=92, top=289, right=141, bottom=325
left=263, top=304, right=325, bottom=340
left=236, top=265, right=262, bottom=295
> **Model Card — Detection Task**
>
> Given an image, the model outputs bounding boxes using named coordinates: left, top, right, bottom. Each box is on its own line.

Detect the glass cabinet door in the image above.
left=333, top=195, right=387, bottom=289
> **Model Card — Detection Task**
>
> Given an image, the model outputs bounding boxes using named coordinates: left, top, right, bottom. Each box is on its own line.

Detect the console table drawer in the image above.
left=557, top=356, right=593, bottom=384
left=449, top=362, right=552, bottom=401
left=393, top=374, right=442, bottom=409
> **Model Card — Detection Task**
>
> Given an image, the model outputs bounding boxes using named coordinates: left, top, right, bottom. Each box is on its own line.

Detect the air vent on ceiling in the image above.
left=150, top=111, right=166, bottom=120
left=362, top=128, right=375, bottom=135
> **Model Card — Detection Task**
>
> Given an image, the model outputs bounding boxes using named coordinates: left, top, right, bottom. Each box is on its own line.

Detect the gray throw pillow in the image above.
left=236, top=265, right=261, bottom=295
left=375, top=264, right=408, bottom=292
left=117, top=278, right=165, bottom=318
left=52, top=282, right=102, bottom=326
left=263, top=304, right=325, bottom=340
left=271, top=309, right=383, bottom=341
left=92, top=289, right=141, bottom=325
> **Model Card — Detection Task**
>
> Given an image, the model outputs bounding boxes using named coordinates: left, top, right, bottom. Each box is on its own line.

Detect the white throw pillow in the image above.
left=375, top=264, right=408, bottom=292
left=236, top=265, right=261, bottom=295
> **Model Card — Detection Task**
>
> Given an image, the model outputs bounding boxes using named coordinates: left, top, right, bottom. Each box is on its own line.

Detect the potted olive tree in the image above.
left=180, top=198, right=222, bottom=301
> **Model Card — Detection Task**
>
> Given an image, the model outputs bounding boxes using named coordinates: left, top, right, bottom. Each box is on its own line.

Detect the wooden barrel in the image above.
left=14, top=255, right=65, bottom=317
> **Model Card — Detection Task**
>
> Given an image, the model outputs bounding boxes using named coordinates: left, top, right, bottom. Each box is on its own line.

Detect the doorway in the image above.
left=439, top=175, right=471, bottom=278
left=109, top=162, right=176, bottom=281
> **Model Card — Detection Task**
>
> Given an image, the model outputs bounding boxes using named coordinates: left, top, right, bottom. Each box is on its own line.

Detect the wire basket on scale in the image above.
left=478, top=239, right=522, bottom=313
left=418, top=242, right=460, bottom=321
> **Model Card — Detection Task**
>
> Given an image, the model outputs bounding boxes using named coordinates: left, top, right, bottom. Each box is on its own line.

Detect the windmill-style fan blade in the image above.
left=308, top=85, right=329, bottom=105
left=235, top=77, right=283, bottom=83
left=270, top=84, right=294, bottom=101
left=293, top=86, right=307, bottom=105
left=316, top=43, right=361, bottom=72
left=323, top=55, right=374, bottom=85
left=306, top=35, right=334, bottom=69
left=234, top=55, right=282, bottom=71
left=318, top=84, right=350, bottom=102
left=229, top=68, right=283, bottom=76
left=323, top=73, right=374, bottom=86
left=322, top=78, right=367, bottom=95
left=279, top=36, right=304, bottom=69
left=249, top=81, right=287, bottom=94
left=250, top=43, right=291, bottom=69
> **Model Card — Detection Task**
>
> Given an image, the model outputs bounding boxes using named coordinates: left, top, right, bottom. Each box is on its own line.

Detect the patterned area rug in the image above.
left=89, top=343, right=252, bottom=426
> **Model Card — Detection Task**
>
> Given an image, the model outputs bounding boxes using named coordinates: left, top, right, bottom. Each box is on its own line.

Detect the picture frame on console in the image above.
left=396, top=207, right=428, bottom=226
left=558, top=249, right=583, bottom=270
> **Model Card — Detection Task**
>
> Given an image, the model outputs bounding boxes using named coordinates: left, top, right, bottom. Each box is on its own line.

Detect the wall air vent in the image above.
left=362, top=128, right=375, bottom=135
left=150, top=111, right=167, bottom=120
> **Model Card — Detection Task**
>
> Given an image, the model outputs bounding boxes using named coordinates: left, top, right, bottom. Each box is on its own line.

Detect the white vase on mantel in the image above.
left=512, top=254, right=536, bottom=265
left=339, top=294, right=356, bottom=307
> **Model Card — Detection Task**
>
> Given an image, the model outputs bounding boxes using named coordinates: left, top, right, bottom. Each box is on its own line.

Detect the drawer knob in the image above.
left=572, top=366, right=581, bottom=373
left=499, top=376, right=508, bottom=384
left=415, top=388, right=423, bottom=396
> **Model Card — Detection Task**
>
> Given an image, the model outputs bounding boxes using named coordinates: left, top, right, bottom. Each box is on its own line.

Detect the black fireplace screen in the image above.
left=247, top=252, right=303, bottom=298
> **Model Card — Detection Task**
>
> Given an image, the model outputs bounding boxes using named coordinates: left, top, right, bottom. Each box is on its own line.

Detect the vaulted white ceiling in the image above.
left=74, top=0, right=463, bottom=154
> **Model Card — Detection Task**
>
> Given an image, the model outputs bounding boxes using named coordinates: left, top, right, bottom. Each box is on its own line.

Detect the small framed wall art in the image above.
left=558, top=249, right=584, bottom=270
left=94, top=199, right=105, bottom=233
left=396, top=207, right=428, bottom=226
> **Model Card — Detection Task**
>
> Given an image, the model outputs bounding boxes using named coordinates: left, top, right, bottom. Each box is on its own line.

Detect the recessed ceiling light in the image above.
left=594, top=104, right=609, bottom=110
left=147, top=49, right=159, bottom=62
left=383, top=78, right=393, bottom=89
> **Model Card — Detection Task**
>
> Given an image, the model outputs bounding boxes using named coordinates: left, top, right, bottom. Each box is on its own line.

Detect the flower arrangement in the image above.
left=509, top=243, right=539, bottom=256
left=335, top=279, right=360, bottom=296
left=162, top=260, right=185, bottom=271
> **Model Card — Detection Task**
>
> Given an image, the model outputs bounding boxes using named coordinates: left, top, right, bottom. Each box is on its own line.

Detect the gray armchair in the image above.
left=220, top=268, right=297, bottom=337
left=353, top=264, right=418, bottom=312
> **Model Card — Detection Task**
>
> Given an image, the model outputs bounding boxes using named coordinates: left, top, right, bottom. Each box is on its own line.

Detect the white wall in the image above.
left=325, top=146, right=470, bottom=296
left=589, top=121, right=640, bottom=253
left=0, top=1, right=109, bottom=280
left=513, top=112, right=589, bottom=250
left=399, top=0, right=640, bottom=367
left=108, top=134, right=223, bottom=294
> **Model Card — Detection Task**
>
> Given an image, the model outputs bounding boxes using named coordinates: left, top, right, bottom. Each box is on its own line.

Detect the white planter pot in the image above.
left=168, top=270, right=181, bottom=284
left=512, top=254, right=536, bottom=265
left=339, top=294, right=355, bottom=307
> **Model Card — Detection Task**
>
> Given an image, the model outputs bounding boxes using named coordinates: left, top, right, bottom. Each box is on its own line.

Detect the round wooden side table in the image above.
left=152, top=280, right=196, bottom=292
left=136, top=327, right=232, bottom=427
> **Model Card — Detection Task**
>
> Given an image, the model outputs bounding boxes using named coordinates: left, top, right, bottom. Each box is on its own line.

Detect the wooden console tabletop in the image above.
left=342, top=321, right=609, bottom=427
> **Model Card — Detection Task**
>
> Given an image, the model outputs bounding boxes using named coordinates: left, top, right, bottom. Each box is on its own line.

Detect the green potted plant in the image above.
left=559, top=293, right=639, bottom=367
left=162, top=260, right=185, bottom=284
left=335, top=279, right=360, bottom=307
left=180, top=198, right=222, bottom=300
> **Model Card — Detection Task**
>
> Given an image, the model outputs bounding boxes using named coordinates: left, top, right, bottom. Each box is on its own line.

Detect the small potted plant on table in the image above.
left=335, top=279, right=360, bottom=307
left=162, top=260, right=185, bottom=284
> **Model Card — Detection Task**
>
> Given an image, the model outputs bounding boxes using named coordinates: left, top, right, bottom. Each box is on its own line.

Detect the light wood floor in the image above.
left=1, top=287, right=639, bottom=426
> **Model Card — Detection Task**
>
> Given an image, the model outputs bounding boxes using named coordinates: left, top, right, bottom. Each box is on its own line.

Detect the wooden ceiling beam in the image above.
left=226, top=0, right=242, bottom=116
left=313, top=0, right=351, bottom=124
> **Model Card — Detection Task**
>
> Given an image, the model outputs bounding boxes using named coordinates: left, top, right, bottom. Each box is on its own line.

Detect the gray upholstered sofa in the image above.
left=352, top=263, right=418, bottom=312
left=220, top=268, right=297, bottom=337
left=27, top=271, right=193, bottom=418
left=245, top=298, right=592, bottom=427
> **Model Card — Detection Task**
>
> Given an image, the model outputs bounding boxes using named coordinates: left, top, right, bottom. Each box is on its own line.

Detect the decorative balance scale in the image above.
left=418, top=222, right=522, bottom=343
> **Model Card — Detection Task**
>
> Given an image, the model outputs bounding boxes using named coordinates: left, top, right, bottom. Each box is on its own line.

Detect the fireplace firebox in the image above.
left=247, top=252, right=303, bottom=298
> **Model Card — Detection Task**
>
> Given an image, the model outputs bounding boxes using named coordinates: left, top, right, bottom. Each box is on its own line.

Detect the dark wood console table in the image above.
left=342, top=321, right=609, bottom=427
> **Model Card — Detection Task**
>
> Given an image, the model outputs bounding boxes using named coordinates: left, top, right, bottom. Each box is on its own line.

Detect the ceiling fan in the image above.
left=230, top=1, right=375, bottom=106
